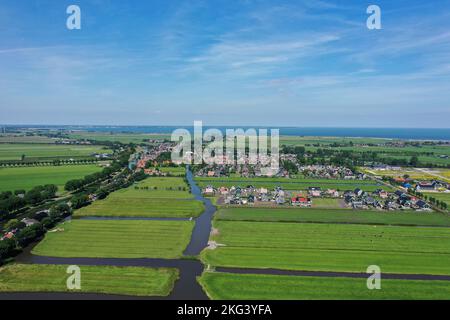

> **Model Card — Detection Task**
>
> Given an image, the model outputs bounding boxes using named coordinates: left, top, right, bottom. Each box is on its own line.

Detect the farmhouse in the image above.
left=21, top=218, right=39, bottom=227
left=415, top=181, right=437, bottom=191
left=308, top=187, right=322, bottom=197
left=203, top=185, right=215, bottom=196
left=291, top=195, right=312, bottom=207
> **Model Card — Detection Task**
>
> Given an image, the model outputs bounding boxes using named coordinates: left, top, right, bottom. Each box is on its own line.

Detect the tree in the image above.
left=409, top=156, right=419, bottom=167
left=4, top=219, right=24, bottom=231
left=16, top=223, right=44, bottom=247
left=0, top=209, right=9, bottom=221
left=71, top=194, right=90, bottom=209
left=41, top=217, right=55, bottom=229
left=50, top=203, right=72, bottom=219
left=0, top=238, right=16, bottom=261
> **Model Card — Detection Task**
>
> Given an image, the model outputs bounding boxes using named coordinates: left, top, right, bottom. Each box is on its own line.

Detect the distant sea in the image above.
left=4, top=125, right=450, bottom=141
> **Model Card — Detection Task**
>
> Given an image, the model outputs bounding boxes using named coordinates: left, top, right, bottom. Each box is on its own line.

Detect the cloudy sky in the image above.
left=0, top=0, right=450, bottom=127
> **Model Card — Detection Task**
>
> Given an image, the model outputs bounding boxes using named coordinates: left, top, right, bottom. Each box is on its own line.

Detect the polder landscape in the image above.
left=1, top=127, right=450, bottom=300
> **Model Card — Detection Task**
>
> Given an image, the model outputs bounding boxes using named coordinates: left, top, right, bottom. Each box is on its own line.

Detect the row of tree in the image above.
left=0, top=185, right=58, bottom=220
left=0, top=203, right=72, bottom=264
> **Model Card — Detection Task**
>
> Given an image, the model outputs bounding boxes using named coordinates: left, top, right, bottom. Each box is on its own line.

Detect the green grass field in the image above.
left=0, top=143, right=112, bottom=161
left=33, top=220, right=194, bottom=259
left=74, top=177, right=204, bottom=218
left=75, top=197, right=204, bottom=218
left=311, top=198, right=343, bottom=208
left=196, top=177, right=388, bottom=191
left=67, top=132, right=170, bottom=144
left=279, top=136, right=450, bottom=166
left=0, top=135, right=56, bottom=144
left=199, top=272, right=450, bottom=300
left=0, top=264, right=178, bottom=297
left=202, top=221, right=450, bottom=275
left=0, top=164, right=104, bottom=192
left=215, top=208, right=450, bottom=226
left=147, top=166, right=186, bottom=176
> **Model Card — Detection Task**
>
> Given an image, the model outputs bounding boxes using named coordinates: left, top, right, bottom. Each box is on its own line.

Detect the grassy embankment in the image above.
left=199, top=272, right=450, bottom=300
left=202, top=220, right=450, bottom=275
left=33, top=220, right=194, bottom=259
left=0, top=164, right=103, bottom=192
left=75, top=177, right=204, bottom=218
left=0, top=264, right=178, bottom=297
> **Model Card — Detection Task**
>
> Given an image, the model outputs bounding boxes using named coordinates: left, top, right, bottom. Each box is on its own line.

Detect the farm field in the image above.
left=147, top=166, right=186, bottom=176
left=195, top=177, right=389, bottom=191
left=0, top=135, right=56, bottom=144
left=74, top=177, right=204, bottom=218
left=67, top=132, right=170, bottom=144
left=279, top=136, right=450, bottom=166
left=74, top=197, right=204, bottom=218
left=0, top=264, right=178, bottom=297
left=215, top=208, right=450, bottom=226
left=361, top=167, right=449, bottom=181
left=310, top=198, right=343, bottom=208
left=0, top=164, right=104, bottom=192
left=33, top=220, right=194, bottom=259
left=199, top=272, right=450, bottom=300
left=279, top=136, right=392, bottom=147
left=202, top=221, right=450, bottom=275
left=0, top=143, right=112, bottom=161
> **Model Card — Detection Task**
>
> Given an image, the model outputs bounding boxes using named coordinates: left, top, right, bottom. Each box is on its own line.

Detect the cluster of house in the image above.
left=203, top=185, right=286, bottom=205
left=128, top=143, right=174, bottom=171
left=91, top=153, right=112, bottom=159
left=344, top=188, right=431, bottom=211
left=55, top=139, right=92, bottom=145
left=414, top=180, right=450, bottom=192
left=1, top=216, right=42, bottom=241
left=203, top=184, right=344, bottom=207
left=196, top=163, right=280, bottom=178
left=300, top=165, right=363, bottom=180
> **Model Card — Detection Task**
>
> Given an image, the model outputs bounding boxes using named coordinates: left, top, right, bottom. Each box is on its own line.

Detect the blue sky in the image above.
left=0, top=0, right=450, bottom=127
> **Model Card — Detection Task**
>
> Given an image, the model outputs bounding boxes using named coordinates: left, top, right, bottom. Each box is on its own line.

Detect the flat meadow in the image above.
left=201, top=220, right=450, bottom=275
left=0, top=164, right=104, bottom=192
left=199, top=272, right=450, bottom=300
left=0, top=143, right=111, bottom=161
left=0, top=264, right=178, bottom=297
left=215, top=207, right=450, bottom=226
left=32, top=219, right=194, bottom=259
left=74, top=177, right=204, bottom=218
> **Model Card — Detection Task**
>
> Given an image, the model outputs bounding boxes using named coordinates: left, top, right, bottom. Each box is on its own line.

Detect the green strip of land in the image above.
left=74, top=177, right=204, bottom=218
left=0, top=143, right=111, bottom=161
left=202, top=221, right=450, bottom=275
left=216, top=208, right=450, bottom=226
left=33, top=220, right=194, bottom=259
left=0, top=264, right=178, bottom=297
left=196, top=177, right=389, bottom=191
left=199, top=272, right=450, bottom=300
left=0, top=164, right=104, bottom=192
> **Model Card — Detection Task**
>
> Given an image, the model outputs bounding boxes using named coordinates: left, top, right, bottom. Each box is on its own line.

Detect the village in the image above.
left=198, top=162, right=450, bottom=212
